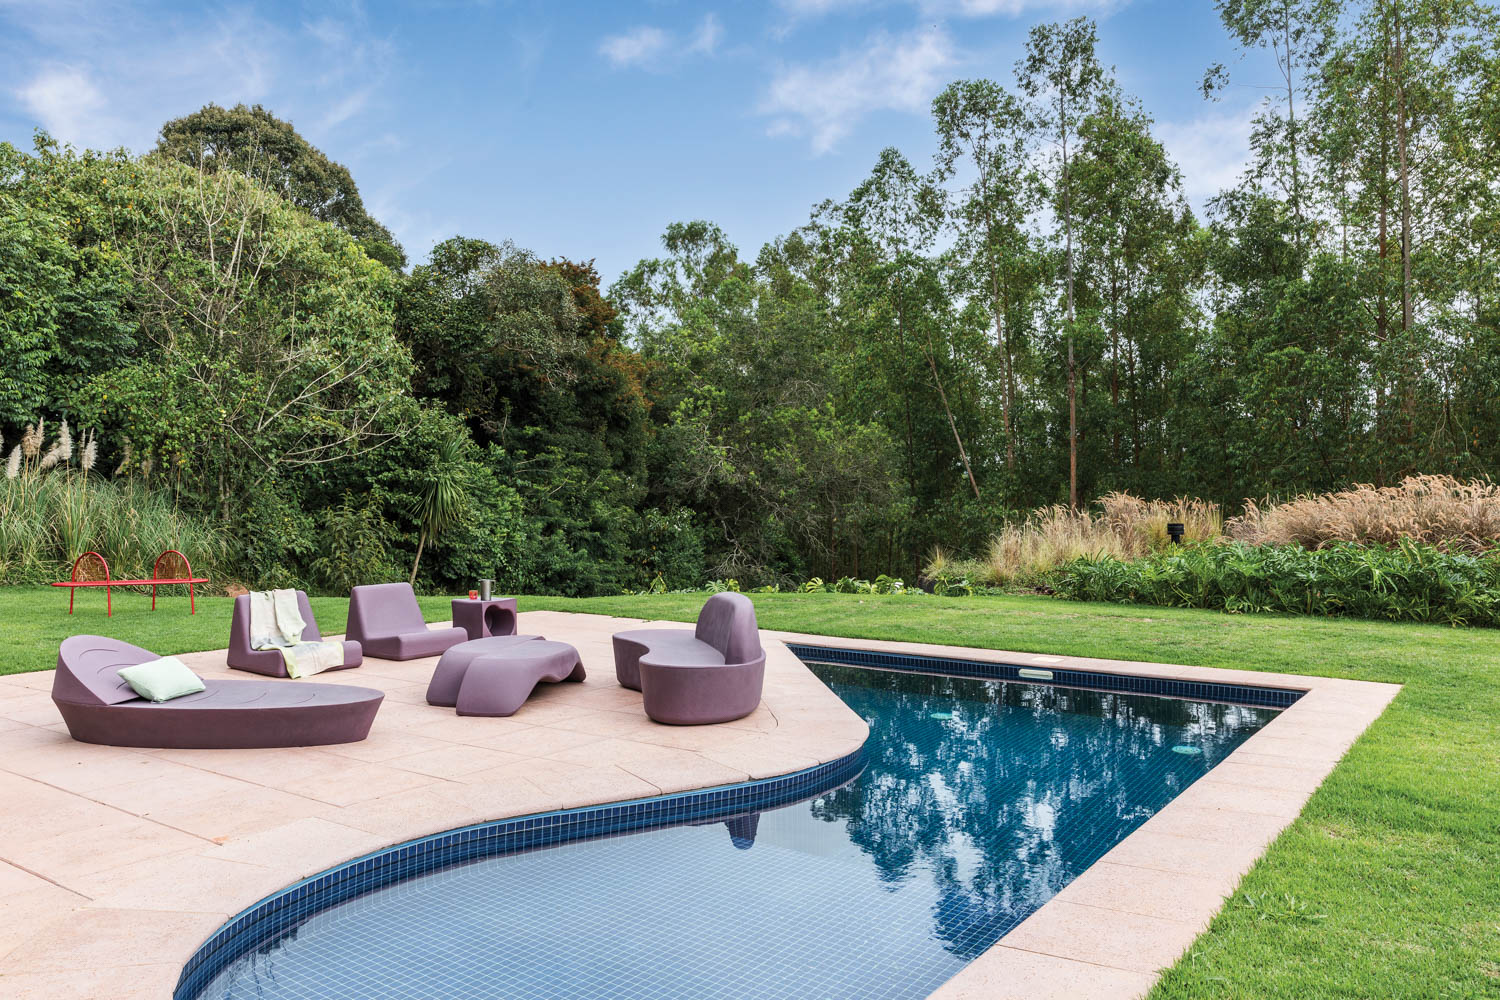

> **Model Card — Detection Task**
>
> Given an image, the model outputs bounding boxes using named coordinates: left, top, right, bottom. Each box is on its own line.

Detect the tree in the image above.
left=155, top=103, right=406, bottom=270
left=408, top=435, right=467, bottom=584
left=1206, top=0, right=1338, bottom=250
left=932, top=80, right=1043, bottom=476
left=829, top=149, right=981, bottom=499
left=80, top=154, right=413, bottom=521
left=1019, top=17, right=1105, bottom=508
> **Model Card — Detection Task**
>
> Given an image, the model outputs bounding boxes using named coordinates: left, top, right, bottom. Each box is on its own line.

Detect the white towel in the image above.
left=248, top=590, right=343, bottom=679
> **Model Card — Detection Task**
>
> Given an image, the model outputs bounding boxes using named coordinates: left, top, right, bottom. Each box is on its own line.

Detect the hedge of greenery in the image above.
left=1051, top=540, right=1500, bottom=626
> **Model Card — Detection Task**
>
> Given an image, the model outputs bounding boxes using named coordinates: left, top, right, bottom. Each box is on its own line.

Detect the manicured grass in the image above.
left=3, top=586, right=1495, bottom=997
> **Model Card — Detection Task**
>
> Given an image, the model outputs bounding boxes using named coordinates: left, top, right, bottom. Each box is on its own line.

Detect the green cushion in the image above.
left=116, top=657, right=206, bottom=702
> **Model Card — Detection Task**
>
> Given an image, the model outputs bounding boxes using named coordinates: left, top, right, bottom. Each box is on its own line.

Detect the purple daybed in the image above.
left=426, top=636, right=585, bottom=717
left=226, top=590, right=362, bottom=677
left=345, top=582, right=468, bottom=661
left=612, top=592, right=766, bottom=725
left=52, top=636, right=384, bottom=749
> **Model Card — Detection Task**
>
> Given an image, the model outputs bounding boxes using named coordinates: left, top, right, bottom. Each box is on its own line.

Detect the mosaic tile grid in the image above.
left=183, top=654, right=1280, bottom=1000
left=174, top=748, right=865, bottom=999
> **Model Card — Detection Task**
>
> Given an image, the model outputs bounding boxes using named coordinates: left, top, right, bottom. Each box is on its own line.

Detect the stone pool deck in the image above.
left=0, top=611, right=1397, bottom=999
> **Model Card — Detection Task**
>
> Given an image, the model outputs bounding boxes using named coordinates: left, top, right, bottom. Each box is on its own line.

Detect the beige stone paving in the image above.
left=0, top=610, right=867, bottom=998
left=0, top=611, right=1399, bottom=1000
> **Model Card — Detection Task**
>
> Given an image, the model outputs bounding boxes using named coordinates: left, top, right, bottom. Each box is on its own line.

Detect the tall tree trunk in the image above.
left=1394, top=3, right=1416, bottom=440
left=1061, top=102, right=1078, bottom=509
left=1284, top=0, right=1303, bottom=248
left=1110, top=267, right=1121, bottom=466
left=992, top=272, right=1015, bottom=470
left=409, top=529, right=428, bottom=586
left=922, top=340, right=981, bottom=499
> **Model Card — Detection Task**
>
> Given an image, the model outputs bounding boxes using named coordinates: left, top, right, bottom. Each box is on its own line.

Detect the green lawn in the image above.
left=3, top=586, right=1495, bottom=998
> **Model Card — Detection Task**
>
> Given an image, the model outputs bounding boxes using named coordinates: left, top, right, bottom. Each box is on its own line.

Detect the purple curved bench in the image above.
left=427, top=636, right=584, bottom=717
left=345, top=582, right=468, bottom=661
left=53, top=636, right=384, bottom=749
left=612, top=593, right=766, bottom=725
left=226, top=590, right=362, bottom=677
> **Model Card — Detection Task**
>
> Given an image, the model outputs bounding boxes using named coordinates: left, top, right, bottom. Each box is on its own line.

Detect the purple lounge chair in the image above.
left=226, top=590, right=362, bottom=677
left=52, top=636, right=384, bottom=749
left=427, top=637, right=585, bottom=717
left=612, top=593, right=766, bottom=725
left=345, top=582, right=468, bottom=661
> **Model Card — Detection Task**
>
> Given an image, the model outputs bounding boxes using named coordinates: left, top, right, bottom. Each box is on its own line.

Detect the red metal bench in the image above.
left=50, top=549, right=209, bottom=616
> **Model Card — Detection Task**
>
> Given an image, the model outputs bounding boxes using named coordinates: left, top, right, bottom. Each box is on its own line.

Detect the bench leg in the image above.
left=106, top=584, right=112, bottom=617
left=68, top=587, right=75, bottom=614
left=151, top=584, right=157, bottom=611
left=189, top=582, right=196, bottom=615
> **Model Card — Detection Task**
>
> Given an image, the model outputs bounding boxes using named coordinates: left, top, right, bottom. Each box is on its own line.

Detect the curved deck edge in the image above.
left=173, top=744, right=866, bottom=998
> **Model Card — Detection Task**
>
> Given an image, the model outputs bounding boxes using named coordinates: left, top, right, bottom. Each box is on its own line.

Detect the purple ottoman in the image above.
left=426, top=637, right=584, bottom=717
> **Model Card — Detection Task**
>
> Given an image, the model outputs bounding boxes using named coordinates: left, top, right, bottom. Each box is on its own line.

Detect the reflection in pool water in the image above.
left=195, top=660, right=1278, bottom=1000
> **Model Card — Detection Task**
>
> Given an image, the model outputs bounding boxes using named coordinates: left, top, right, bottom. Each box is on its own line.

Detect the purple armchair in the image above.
left=612, top=593, right=766, bottom=725
left=227, top=590, right=362, bottom=677
left=52, top=636, right=383, bottom=749
left=345, top=583, right=468, bottom=661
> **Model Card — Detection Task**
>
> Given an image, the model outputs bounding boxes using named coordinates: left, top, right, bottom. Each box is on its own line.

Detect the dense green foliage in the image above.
left=1054, top=540, right=1500, bottom=625
left=155, top=103, right=407, bottom=269
left=3, top=0, right=1499, bottom=595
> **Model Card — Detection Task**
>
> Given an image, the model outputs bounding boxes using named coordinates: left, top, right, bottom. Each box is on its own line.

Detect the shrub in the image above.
left=928, top=493, right=1224, bottom=589
left=1228, top=475, right=1500, bottom=553
left=1053, top=540, right=1500, bottom=627
left=0, top=472, right=228, bottom=586
left=310, top=493, right=402, bottom=594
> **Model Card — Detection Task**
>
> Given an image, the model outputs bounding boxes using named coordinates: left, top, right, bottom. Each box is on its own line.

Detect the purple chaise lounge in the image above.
left=345, top=582, right=468, bottom=661
left=52, top=636, right=383, bottom=749
left=226, top=590, right=362, bottom=677
left=612, top=592, right=766, bottom=725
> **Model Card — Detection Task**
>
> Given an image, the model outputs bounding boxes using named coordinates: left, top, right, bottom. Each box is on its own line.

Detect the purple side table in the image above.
left=451, top=598, right=518, bottom=642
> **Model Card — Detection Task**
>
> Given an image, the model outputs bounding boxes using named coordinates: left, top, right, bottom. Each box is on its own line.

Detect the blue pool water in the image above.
left=193, top=659, right=1279, bottom=999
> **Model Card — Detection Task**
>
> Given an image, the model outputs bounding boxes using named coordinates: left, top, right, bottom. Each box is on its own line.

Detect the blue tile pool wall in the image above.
left=785, top=643, right=1305, bottom=710
left=173, top=747, right=866, bottom=999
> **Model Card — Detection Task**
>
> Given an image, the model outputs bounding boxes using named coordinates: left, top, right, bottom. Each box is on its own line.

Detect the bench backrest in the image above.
left=230, top=591, right=322, bottom=655
left=694, top=592, right=762, bottom=665
left=347, top=582, right=428, bottom=640
left=53, top=635, right=154, bottom=705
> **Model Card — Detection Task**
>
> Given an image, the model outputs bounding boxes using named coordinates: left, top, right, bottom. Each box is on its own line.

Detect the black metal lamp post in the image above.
left=1166, top=522, right=1186, bottom=544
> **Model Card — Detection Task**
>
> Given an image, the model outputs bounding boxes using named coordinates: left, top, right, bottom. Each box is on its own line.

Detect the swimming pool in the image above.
left=187, top=652, right=1283, bottom=999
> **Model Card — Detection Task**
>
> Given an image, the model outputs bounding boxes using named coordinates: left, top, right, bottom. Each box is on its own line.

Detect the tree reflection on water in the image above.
left=805, top=663, right=1276, bottom=958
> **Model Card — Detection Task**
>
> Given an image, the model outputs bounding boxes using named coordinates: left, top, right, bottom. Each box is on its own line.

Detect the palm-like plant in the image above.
left=408, top=436, right=467, bottom=585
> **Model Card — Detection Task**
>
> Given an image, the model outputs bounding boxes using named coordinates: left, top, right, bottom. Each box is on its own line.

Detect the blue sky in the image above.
left=0, top=1, right=1276, bottom=284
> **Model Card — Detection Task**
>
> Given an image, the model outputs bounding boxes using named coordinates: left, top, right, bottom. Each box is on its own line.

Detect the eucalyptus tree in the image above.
left=829, top=148, right=981, bottom=499
left=1019, top=17, right=1105, bottom=509
left=1204, top=0, right=1339, bottom=250
left=932, top=80, right=1045, bottom=475
left=1070, top=88, right=1200, bottom=483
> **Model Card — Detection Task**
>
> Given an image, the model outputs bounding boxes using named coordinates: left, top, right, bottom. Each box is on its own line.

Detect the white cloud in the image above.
left=599, top=15, right=726, bottom=70
left=2, top=2, right=395, bottom=152
left=760, top=27, right=956, bottom=154
left=16, top=66, right=113, bottom=146
left=599, top=26, right=671, bottom=69
left=688, top=14, right=725, bottom=55
left=775, top=0, right=1123, bottom=17
left=1153, top=103, right=1255, bottom=214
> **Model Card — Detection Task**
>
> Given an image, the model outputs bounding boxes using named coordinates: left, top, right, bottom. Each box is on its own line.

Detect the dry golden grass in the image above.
left=1227, top=475, right=1500, bottom=552
left=926, top=476, right=1500, bottom=588
left=942, top=493, right=1224, bottom=586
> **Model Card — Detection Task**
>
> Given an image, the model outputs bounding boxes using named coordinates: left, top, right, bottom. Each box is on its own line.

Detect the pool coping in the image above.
left=0, top=612, right=1400, bottom=999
